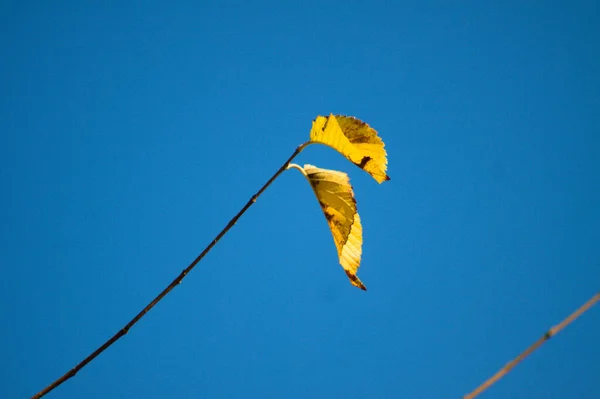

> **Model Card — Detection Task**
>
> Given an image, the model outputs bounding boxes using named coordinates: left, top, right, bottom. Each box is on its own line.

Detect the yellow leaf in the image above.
left=309, top=114, right=390, bottom=183
left=288, top=163, right=366, bottom=290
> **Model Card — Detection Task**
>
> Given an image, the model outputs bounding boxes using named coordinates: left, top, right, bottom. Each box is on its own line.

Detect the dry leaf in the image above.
left=288, top=163, right=366, bottom=290
left=309, top=114, right=390, bottom=183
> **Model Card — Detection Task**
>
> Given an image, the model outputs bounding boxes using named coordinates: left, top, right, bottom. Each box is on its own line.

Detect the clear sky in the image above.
left=1, top=1, right=599, bottom=398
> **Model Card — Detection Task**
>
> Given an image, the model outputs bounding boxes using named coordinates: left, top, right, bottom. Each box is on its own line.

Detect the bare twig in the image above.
left=31, top=143, right=310, bottom=399
left=463, top=292, right=600, bottom=399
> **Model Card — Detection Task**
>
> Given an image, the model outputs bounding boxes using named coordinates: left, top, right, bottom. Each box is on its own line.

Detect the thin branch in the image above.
left=463, top=292, right=600, bottom=399
left=31, top=142, right=310, bottom=399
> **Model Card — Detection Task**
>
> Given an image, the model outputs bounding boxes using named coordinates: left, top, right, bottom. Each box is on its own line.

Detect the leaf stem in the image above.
left=30, top=142, right=310, bottom=399
left=463, top=291, right=600, bottom=399
left=286, top=163, right=307, bottom=177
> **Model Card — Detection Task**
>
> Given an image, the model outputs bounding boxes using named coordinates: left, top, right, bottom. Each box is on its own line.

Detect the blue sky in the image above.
left=1, top=1, right=599, bottom=398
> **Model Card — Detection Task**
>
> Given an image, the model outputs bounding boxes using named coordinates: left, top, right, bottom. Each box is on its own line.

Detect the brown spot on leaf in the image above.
left=357, top=156, right=372, bottom=169
left=324, top=212, right=334, bottom=222
left=345, top=270, right=367, bottom=291
left=322, top=117, right=330, bottom=132
left=319, top=201, right=334, bottom=222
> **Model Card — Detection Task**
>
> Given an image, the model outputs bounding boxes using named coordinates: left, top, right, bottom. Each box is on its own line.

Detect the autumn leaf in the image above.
left=288, top=163, right=366, bottom=290
left=309, top=114, right=390, bottom=183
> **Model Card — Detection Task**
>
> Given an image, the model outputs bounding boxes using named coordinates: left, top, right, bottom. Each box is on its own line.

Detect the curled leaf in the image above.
left=309, top=114, right=390, bottom=183
left=288, top=163, right=366, bottom=290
